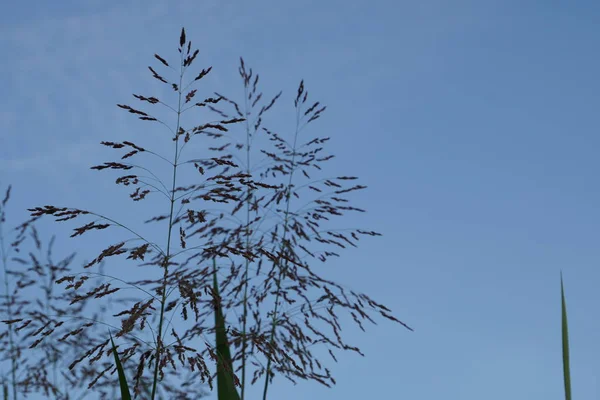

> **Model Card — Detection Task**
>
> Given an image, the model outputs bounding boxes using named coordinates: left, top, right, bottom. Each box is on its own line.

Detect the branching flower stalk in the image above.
left=20, top=28, right=268, bottom=399
left=7, top=27, right=412, bottom=399
left=149, top=34, right=185, bottom=400
left=198, top=58, right=414, bottom=398
left=239, top=70, right=253, bottom=400
left=261, top=90, right=304, bottom=400
left=235, top=60, right=283, bottom=400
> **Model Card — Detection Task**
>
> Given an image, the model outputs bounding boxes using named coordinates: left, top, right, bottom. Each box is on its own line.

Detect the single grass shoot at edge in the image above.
left=561, top=271, right=572, bottom=400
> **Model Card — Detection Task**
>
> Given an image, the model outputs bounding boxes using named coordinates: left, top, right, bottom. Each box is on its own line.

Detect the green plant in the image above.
left=193, top=54, right=414, bottom=400
left=0, top=184, right=117, bottom=399
left=13, top=27, right=409, bottom=399
left=0, top=185, right=19, bottom=400
left=211, top=258, right=240, bottom=400
left=23, top=26, right=251, bottom=399
left=111, top=332, right=132, bottom=400
left=560, top=271, right=571, bottom=400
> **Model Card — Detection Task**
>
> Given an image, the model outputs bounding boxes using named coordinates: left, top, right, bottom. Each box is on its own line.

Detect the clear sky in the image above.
left=1, top=1, right=599, bottom=399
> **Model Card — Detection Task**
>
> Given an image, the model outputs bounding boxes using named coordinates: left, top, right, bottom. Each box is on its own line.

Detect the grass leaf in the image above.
left=110, top=332, right=132, bottom=400
left=560, top=271, right=572, bottom=400
left=213, top=258, right=241, bottom=400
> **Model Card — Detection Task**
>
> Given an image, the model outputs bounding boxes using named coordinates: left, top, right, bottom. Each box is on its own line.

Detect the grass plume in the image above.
left=4, top=27, right=410, bottom=399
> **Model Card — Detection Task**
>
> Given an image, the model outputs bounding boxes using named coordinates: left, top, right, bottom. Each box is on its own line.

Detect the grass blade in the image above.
left=560, top=271, right=572, bottom=400
left=213, top=258, right=241, bottom=400
left=110, top=332, right=132, bottom=400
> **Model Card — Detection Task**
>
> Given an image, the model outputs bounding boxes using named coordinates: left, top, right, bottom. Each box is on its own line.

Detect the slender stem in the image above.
left=150, top=51, right=185, bottom=400
left=44, top=250, right=58, bottom=395
left=0, top=199, right=18, bottom=400
left=240, top=80, right=252, bottom=400
left=261, top=104, right=301, bottom=400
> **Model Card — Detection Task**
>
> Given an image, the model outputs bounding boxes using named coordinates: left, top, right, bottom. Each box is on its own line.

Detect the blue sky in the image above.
left=1, top=1, right=599, bottom=399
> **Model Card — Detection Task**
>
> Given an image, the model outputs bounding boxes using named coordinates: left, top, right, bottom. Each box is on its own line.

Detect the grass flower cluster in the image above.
left=1, top=28, right=410, bottom=399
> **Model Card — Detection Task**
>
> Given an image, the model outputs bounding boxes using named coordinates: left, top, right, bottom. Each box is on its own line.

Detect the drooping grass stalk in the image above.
left=39, top=232, right=60, bottom=395
left=0, top=185, right=105, bottom=399
left=560, top=271, right=571, bottom=400
left=0, top=185, right=19, bottom=400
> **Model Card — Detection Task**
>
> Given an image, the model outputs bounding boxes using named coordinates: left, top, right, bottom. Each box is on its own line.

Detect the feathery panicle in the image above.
left=5, top=27, right=408, bottom=400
